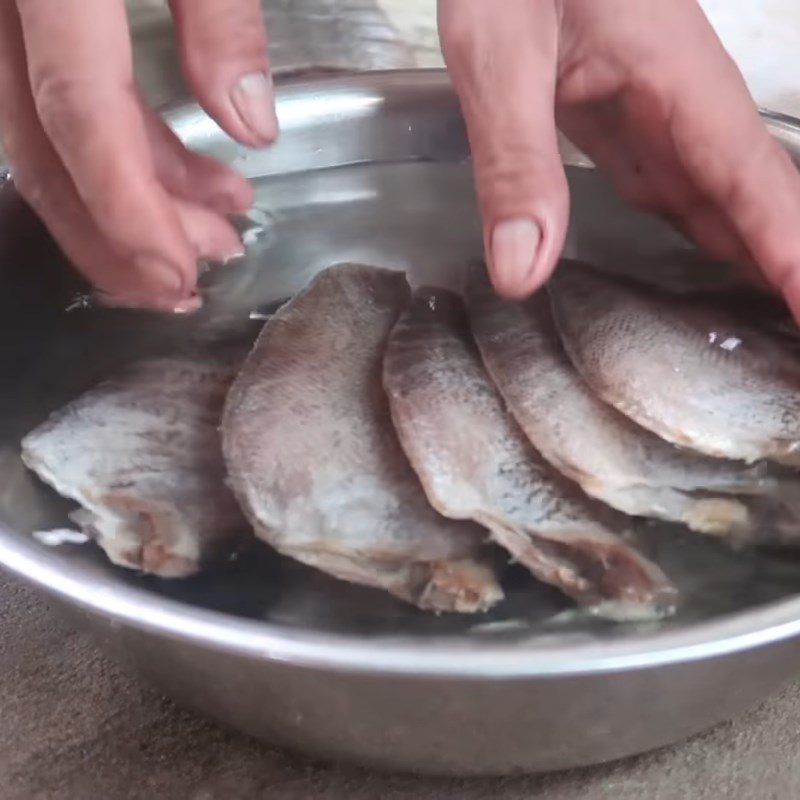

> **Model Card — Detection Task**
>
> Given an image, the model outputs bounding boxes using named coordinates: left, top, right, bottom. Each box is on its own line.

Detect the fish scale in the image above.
left=21, top=357, right=249, bottom=577
left=467, top=262, right=800, bottom=544
left=550, top=260, right=800, bottom=467
left=222, top=263, right=502, bottom=613
left=383, top=284, right=676, bottom=619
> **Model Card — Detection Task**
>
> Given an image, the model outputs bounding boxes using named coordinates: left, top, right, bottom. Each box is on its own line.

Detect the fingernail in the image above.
left=172, top=293, right=203, bottom=315
left=133, top=255, right=184, bottom=295
left=490, top=218, right=542, bottom=296
left=222, top=244, right=245, bottom=264
left=197, top=245, right=246, bottom=268
left=231, top=72, right=278, bottom=144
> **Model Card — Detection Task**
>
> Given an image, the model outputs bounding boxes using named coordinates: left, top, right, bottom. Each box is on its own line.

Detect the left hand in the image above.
left=0, top=0, right=277, bottom=312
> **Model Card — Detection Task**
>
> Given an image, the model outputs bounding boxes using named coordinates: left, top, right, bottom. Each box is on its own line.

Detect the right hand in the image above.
left=0, top=0, right=277, bottom=312
left=440, top=0, right=800, bottom=320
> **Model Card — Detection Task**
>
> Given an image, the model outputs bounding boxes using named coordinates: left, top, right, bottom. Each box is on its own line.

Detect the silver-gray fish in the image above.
left=383, top=286, right=676, bottom=619
left=222, top=264, right=503, bottom=613
left=550, top=261, right=800, bottom=467
left=466, top=265, right=800, bottom=544
left=21, top=357, right=248, bottom=577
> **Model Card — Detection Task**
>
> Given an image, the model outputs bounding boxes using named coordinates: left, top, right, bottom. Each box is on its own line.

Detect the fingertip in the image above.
left=175, top=200, right=245, bottom=263
left=170, top=0, right=277, bottom=149
left=487, top=215, right=562, bottom=298
left=229, top=71, right=278, bottom=147
left=172, top=293, right=204, bottom=314
left=184, top=68, right=278, bottom=151
left=488, top=217, right=542, bottom=298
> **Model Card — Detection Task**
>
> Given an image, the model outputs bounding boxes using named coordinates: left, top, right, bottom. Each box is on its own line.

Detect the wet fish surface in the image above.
left=383, top=285, right=676, bottom=619
left=550, top=260, right=800, bottom=467
left=467, top=265, right=800, bottom=544
left=222, top=263, right=503, bottom=613
left=22, top=357, right=248, bottom=577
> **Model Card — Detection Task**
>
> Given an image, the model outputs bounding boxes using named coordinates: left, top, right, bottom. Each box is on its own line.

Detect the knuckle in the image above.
left=30, top=72, right=91, bottom=141
left=474, top=158, right=568, bottom=224
left=474, top=146, right=565, bottom=198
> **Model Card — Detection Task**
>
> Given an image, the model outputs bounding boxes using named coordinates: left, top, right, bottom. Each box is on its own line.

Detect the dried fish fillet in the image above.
left=222, top=264, right=502, bottom=613
left=466, top=266, right=800, bottom=543
left=383, top=286, right=676, bottom=618
left=550, top=261, right=800, bottom=466
left=21, top=357, right=247, bottom=577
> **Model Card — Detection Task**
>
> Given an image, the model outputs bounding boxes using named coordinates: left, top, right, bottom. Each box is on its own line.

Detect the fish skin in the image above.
left=222, top=263, right=503, bottom=613
left=383, top=285, right=676, bottom=619
left=550, top=260, right=800, bottom=467
left=21, top=357, right=248, bottom=577
left=466, top=264, right=800, bottom=544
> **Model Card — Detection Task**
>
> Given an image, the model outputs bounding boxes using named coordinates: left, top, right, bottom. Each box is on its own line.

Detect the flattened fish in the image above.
left=222, top=264, right=502, bottom=613
left=466, top=265, right=800, bottom=543
left=22, top=357, right=248, bottom=577
left=383, top=286, right=676, bottom=618
left=550, top=261, right=800, bottom=466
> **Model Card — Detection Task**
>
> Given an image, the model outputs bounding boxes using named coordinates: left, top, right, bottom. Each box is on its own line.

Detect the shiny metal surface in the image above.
left=127, top=0, right=416, bottom=110
left=3, top=72, right=800, bottom=775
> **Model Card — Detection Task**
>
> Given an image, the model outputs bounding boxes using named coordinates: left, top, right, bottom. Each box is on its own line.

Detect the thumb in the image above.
left=439, top=0, right=569, bottom=298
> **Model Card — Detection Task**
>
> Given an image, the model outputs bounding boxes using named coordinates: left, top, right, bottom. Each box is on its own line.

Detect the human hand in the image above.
left=439, top=0, right=800, bottom=319
left=0, top=1, right=276, bottom=312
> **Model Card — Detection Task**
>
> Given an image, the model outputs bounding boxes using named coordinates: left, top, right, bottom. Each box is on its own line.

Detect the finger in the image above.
left=603, top=70, right=756, bottom=270
left=140, top=101, right=253, bottom=215
left=604, top=130, right=754, bottom=267
left=18, top=0, right=197, bottom=298
left=173, top=199, right=244, bottom=264
left=561, top=95, right=756, bottom=270
left=140, top=100, right=247, bottom=263
left=439, top=0, right=568, bottom=298
left=0, top=4, right=178, bottom=303
left=95, top=289, right=203, bottom=314
left=660, top=22, right=800, bottom=319
left=558, top=109, right=666, bottom=213
left=668, top=198, right=753, bottom=266
left=169, top=0, right=277, bottom=148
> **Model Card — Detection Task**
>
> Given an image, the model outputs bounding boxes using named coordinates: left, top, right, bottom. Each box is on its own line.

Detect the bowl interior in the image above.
left=2, top=74, right=800, bottom=667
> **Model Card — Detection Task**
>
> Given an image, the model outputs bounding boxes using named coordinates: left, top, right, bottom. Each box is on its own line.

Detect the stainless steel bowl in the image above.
left=3, top=72, right=800, bottom=776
